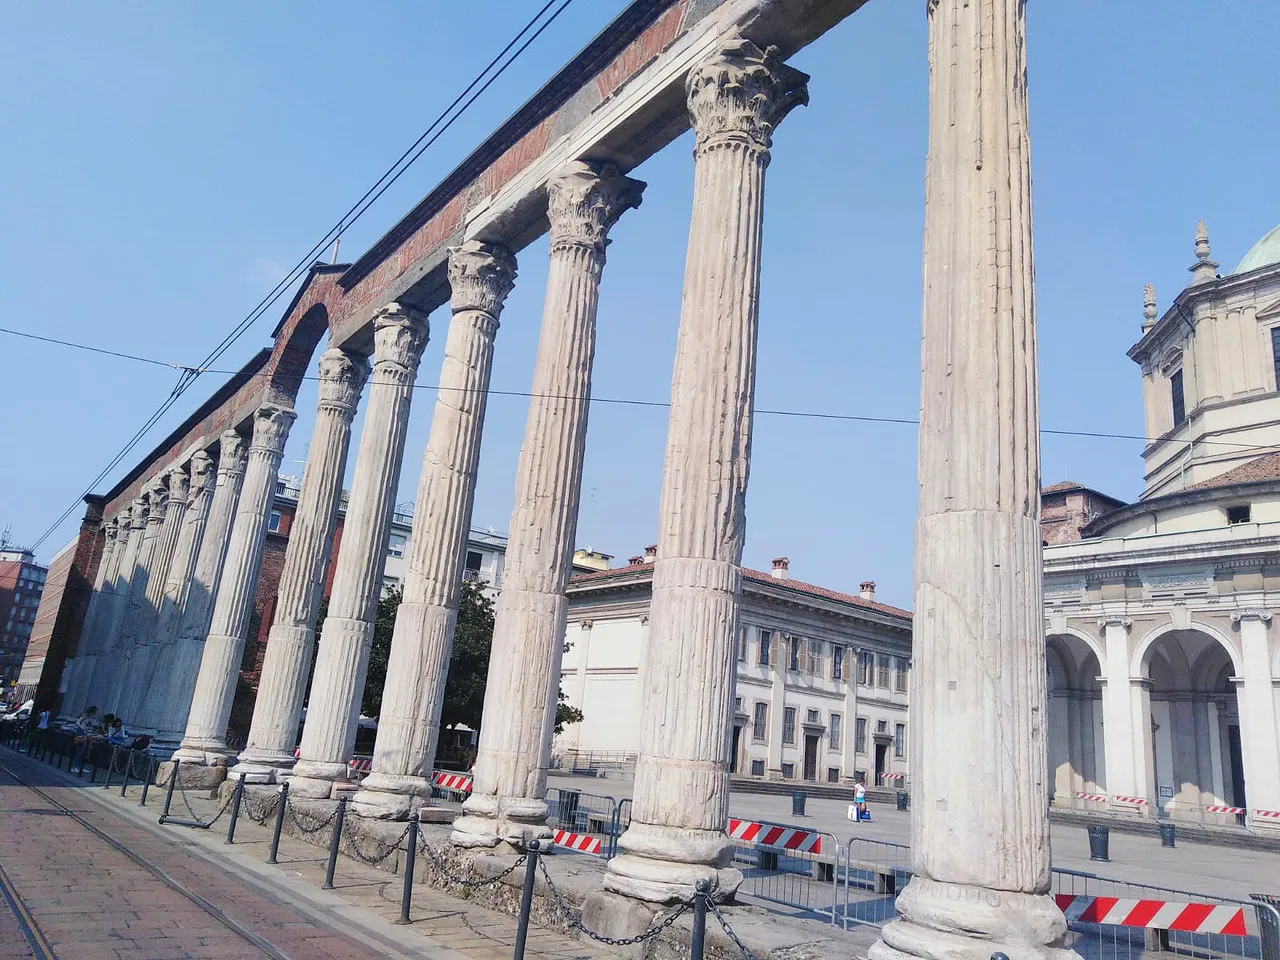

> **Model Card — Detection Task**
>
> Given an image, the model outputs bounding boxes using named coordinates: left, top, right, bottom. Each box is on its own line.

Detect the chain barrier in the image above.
left=413, top=831, right=527, bottom=889
left=241, top=790, right=282, bottom=826
left=341, top=817, right=411, bottom=867
left=535, top=855, right=692, bottom=947
left=285, top=796, right=340, bottom=835
left=707, top=897, right=759, bottom=960
left=175, top=777, right=236, bottom=828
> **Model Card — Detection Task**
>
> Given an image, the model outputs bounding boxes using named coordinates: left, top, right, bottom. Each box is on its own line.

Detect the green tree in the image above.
left=361, top=584, right=402, bottom=716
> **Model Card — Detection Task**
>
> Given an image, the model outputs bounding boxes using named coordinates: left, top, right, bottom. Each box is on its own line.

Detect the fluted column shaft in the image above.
left=61, top=519, right=120, bottom=718
left=177, top=406, right=295, bottom=760
left=85, top=506, right=142, bottom=709
left=236, top=348, right=369, bottom=777
left=107, top=492, right=164, bottom=715
left=291, top=306, right=428, bottom=796
left=870, top=2, right=1071, bottom=958
left=120, top=467, right=190, bottom=729
left=453, top=161, right=642, bottom=847
left=157, top=436, right=246, bottom=747
left=604, top=38, right=806, bottom=903
left=354, top=241, right=517, bottom=818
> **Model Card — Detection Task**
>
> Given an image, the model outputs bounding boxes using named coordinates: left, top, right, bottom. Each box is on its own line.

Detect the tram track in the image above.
left=0, top=761, right=293, bottom=960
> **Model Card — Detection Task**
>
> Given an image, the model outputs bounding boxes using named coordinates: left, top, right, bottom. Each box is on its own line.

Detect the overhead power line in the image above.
left=24, top=0, right=578, bottom=552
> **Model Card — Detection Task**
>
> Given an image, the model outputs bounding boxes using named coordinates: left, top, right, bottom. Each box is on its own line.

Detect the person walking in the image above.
left=854, top=778, right=867, bottom=821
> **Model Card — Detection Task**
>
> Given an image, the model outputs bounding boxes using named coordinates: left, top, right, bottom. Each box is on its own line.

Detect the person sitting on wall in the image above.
left=69, top=706, right=104, bottom=773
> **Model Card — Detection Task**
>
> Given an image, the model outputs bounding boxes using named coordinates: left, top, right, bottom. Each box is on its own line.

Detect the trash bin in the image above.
left=1249, top=895, right=1280, bottom=960
left=1159, top=823, right=1176, bottom=848
left=897, top=792, right=909, bottom=812
left=1087, top=825, right=1109, bottom=862
left=791, top=791, right=806, bottom=817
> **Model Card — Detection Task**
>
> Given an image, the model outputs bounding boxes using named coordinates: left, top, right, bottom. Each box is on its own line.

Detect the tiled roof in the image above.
left=1185, top=452, right=1280, bottom=491
left=570, top=562, right=913, bottom=621
left=1042, top=480, right=1086, bottom=494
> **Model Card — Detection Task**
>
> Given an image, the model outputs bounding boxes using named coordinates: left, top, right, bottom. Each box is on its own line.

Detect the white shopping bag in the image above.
left=847, top=803, right=859, bottom=822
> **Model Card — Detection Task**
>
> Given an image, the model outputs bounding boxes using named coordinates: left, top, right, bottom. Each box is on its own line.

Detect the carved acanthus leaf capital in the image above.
left=218, top=431, right=249, bottom=476
left=1097, top=615, right=1132, bottom=631
left=1230, top=609, right=1272, bottom=624
left=317, top=347, right=370, bottom=414
left=546, top=160, right=644, bottom=254
left=103, top=517, right=119, bottom=542
left=188, top=451, right=215, bottom=498
left=371, top=302, right=430, bottom=376
left=145, top=480, right=169, bottom=524
left=686, top=37, right=809, bottom=155
left=167, top=467, right=190, bottom=505
left=130, top=496, right=149, bottom=528
left=448, top=240, right=517, bottom=317
left=250, top=403, right=297, bottom=454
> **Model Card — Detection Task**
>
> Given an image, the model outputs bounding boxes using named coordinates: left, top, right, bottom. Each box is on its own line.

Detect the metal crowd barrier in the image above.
left=727, top=817, right=842, bottom=924
left=841, top=837, right=912, bottom=928
left=545, top=787, right=619, bottom=858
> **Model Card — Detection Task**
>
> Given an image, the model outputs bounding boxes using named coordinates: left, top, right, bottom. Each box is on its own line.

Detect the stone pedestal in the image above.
left=236, top=348, right=369, bottom=781
left=176, top=406, right=295, bottom=764
left=603, top=37, right=806, bottom=904
left=291, top=305, right=428, bottom=798
left=868, top=3, right=1074, bottom=959
left=354, top=241, right=516, bottom=819
left=452, top=161, right=642, bottom=847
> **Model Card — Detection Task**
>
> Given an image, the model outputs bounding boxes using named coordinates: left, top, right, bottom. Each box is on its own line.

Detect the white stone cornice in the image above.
left=686, top=36, right=809, bottom=155
left=447, top=240, right=517, bottom=317
left=545, top=160, right=644, bottom=255
left=371, top=302, right=429, bottom=378
left=1230, top=609, right=1273, bottom=624
left=316, top=347, right=370, bottom=418
left=1097, top=616, right=1132, bottom=631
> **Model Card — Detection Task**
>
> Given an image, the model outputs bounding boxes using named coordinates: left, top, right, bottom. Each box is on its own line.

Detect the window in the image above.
left=1271, top=326, right=1280, bottom=391
left=827, top=767, right=841, bottom=783
left=805, top=641, right=821, bottom=675
left=758, top=631, right=771, bottom=666
left=781, top=762, right=795, bottom=780
left=829, top=713, right=842, bottom=751
left=788, top=637, right=800, bottom=672
left=876, top=654, right=891, bottom=688
left=1227, top=505, right=1251, bottom=525
left=387, top=533, right=407, bottom=558
left=855, top=717, right=867, bottom=754
left=806, top=709, right=819, bottom=724
left=832, top=645, right=845, bottom=680
left=736, top=628, right=747, bottom=662
left=734, top=696, right=742, bottom=714
left=752, top=703, right=768, bottom=742
left=782, top=707, right=797, bottom=745
left=1170, top=368, right=1186, bottom=427
left=267, top=510, right=282, bottom=533
left=894, top=723, right=906, bottom=758
left=750, top=759, right=765, bottom=777
left=877, top=719, right=888, bottom=733
left=894, top=657, right=909, bottom=693
left=858, top=650, right=873, bottom=685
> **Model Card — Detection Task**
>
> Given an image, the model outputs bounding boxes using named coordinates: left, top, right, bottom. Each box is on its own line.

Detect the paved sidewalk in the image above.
left=0, top=749, right=617, bottom=960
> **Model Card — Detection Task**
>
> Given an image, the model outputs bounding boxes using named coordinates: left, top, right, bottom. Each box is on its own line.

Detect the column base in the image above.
left=350, top=773, right=434, bottom=820
left=172, top=742, right=234, bottom=766
left=603, top=819, right=742, bottom=904
left=869, top=877, right=1076, bottom=960
left=288, top=759, right=349, bottom=798
left=451, top=792, right=551, bottom=849
left=231, top=748, right=298, bottom=783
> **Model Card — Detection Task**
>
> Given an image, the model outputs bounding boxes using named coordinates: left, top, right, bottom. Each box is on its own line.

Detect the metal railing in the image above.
left=546, top=788, right=620, bottom=858
left=728, top=819, right=842, bottom=925
left=840, top=837, right=912, bottom=928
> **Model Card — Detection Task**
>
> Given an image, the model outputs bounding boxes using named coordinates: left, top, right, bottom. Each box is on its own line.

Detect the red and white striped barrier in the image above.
left=1074, top=793, right=1108, bottom=803
left=1054, top=895, right=1247, bottom=936
left=881, top=773, right=905, bottom=782
left=1111, top=796, right=1150, bottom=806
left=551, top=829, right=601, bottom=855
left=432, top=771, right=473, bottom=793
left=1204, top=805, right=1245, bottom=815
left=727, top=818, right=824, bottom=855
left=1254, top=809, right=1280, bottom=821
left=348, top=756, right=371, bottom=773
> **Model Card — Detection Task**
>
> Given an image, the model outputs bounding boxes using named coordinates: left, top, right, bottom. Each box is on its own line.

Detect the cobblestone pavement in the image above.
left=0, top=749, right=618, bottom=960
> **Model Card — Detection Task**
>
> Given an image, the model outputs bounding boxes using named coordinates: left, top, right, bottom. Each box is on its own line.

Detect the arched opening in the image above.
left=1046, top=633, right=1103, bottom=805
left=1140, top=629, right=1241, bottom=819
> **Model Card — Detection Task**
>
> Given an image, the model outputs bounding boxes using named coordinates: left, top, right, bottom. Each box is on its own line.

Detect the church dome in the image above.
left=1231, top=224, right=1280, bottom=275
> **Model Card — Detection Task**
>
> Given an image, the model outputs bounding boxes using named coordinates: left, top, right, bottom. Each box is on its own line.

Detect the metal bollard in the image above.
left=103, top=747, right=117, bottom=789
left=119, top=752, right=132, bottom=797
left=268, top=782, right=288, bottom=864
left=225, top=776, right=246, bottom=844
left=691, top=879, right=711, bottom=960
left=396, top=815, right=419, bottom=924
left=159, top=758, right=179, bottom=823
left=512, top=839, right=541, bottom=960
left=139, top=760, right=154, bottom=806
left=87, top=746, right=100, bottom=783
left=322, top=796, right=347, bottom=890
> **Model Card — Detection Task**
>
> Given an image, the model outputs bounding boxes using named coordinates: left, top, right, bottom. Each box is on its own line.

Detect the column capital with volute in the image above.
left=448, top=240, right=517, bottom=317
left=371, top=303, right=429, bottom=377
left=188, top=450, right=215, bottom=500
left=217, top=431, right=249, bottom=478
left=316, top=347, right=370, bottom=418
left=168, top=466, right=191, bottom=505
left=546, top=160, right=644, bottom=255
left=685, top=37, right=809, bottom=155
left=250, top=403, right=297, bottom=454
left=1230, top=609, right=1272, bottom=624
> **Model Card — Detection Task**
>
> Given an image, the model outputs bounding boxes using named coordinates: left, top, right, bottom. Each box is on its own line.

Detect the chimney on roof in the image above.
left=771, top=557, right=789, bottom=579
left=859, top=580, right=876, bottom=601
left=643, top=544, right=657, bottom=563
left=628, top=555, right=645, bottom=565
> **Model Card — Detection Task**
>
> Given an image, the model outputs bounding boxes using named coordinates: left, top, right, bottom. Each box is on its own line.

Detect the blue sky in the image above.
left=2, top=1, right=1278, bottom=609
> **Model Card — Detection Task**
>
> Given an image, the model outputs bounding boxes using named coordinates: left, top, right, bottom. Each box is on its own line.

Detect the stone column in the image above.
left=1097, top=617, right=1136, bottom=799
left=842, top=646, right=860, bottom=781
left=154, top=435, right=247, bottom=746
left=176, top=405, right=295, bottom=762
left=119, top=467, right=191, bottom=730
left=290, top=305, right=429, bottom=797
left=1233, top=611, right=1280, bottom=822
left=106, top=482, right=168, bottom=716
left=353, top=241, right=516, bottom=819
left=869, top=0, right=1074, bottom=954
left=144, top=451, right=216, bottom=745
left=61, top=518, right=120, bottom=718
left=85, top=504, right=143, bottom=710
left=235, top=348, right=370, bottom=779
left=452, top=160, right=643, bottom=846
left=601, top=38, right=805, bottom=902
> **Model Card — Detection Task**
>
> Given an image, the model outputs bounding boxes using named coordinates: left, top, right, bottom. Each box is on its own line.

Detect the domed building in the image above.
left=1043, top=222, right=1280, bottom=832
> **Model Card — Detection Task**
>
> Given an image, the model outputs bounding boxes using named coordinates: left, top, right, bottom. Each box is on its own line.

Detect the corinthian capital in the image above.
left=317, top=347, right=371, bottom=416
left=546, top=160, right=645, bottom=255
left=146, top=481, right=168, bottom=524
left=448, top=240, right=517, bottom=317
left=371, top=302, right=430, bottom=376
left=188, top=450, right=215, bottom=499
left=103, top=517, right=119, bottom=542
left=130, top=496, right=149, bottom=528
left=686, top=37, right=809, bottom=154
left=250, top=403, right=297, bottom=454
left=167, top=467, right=190, bottom=505
left=218, top=431, right=248, bottom=477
